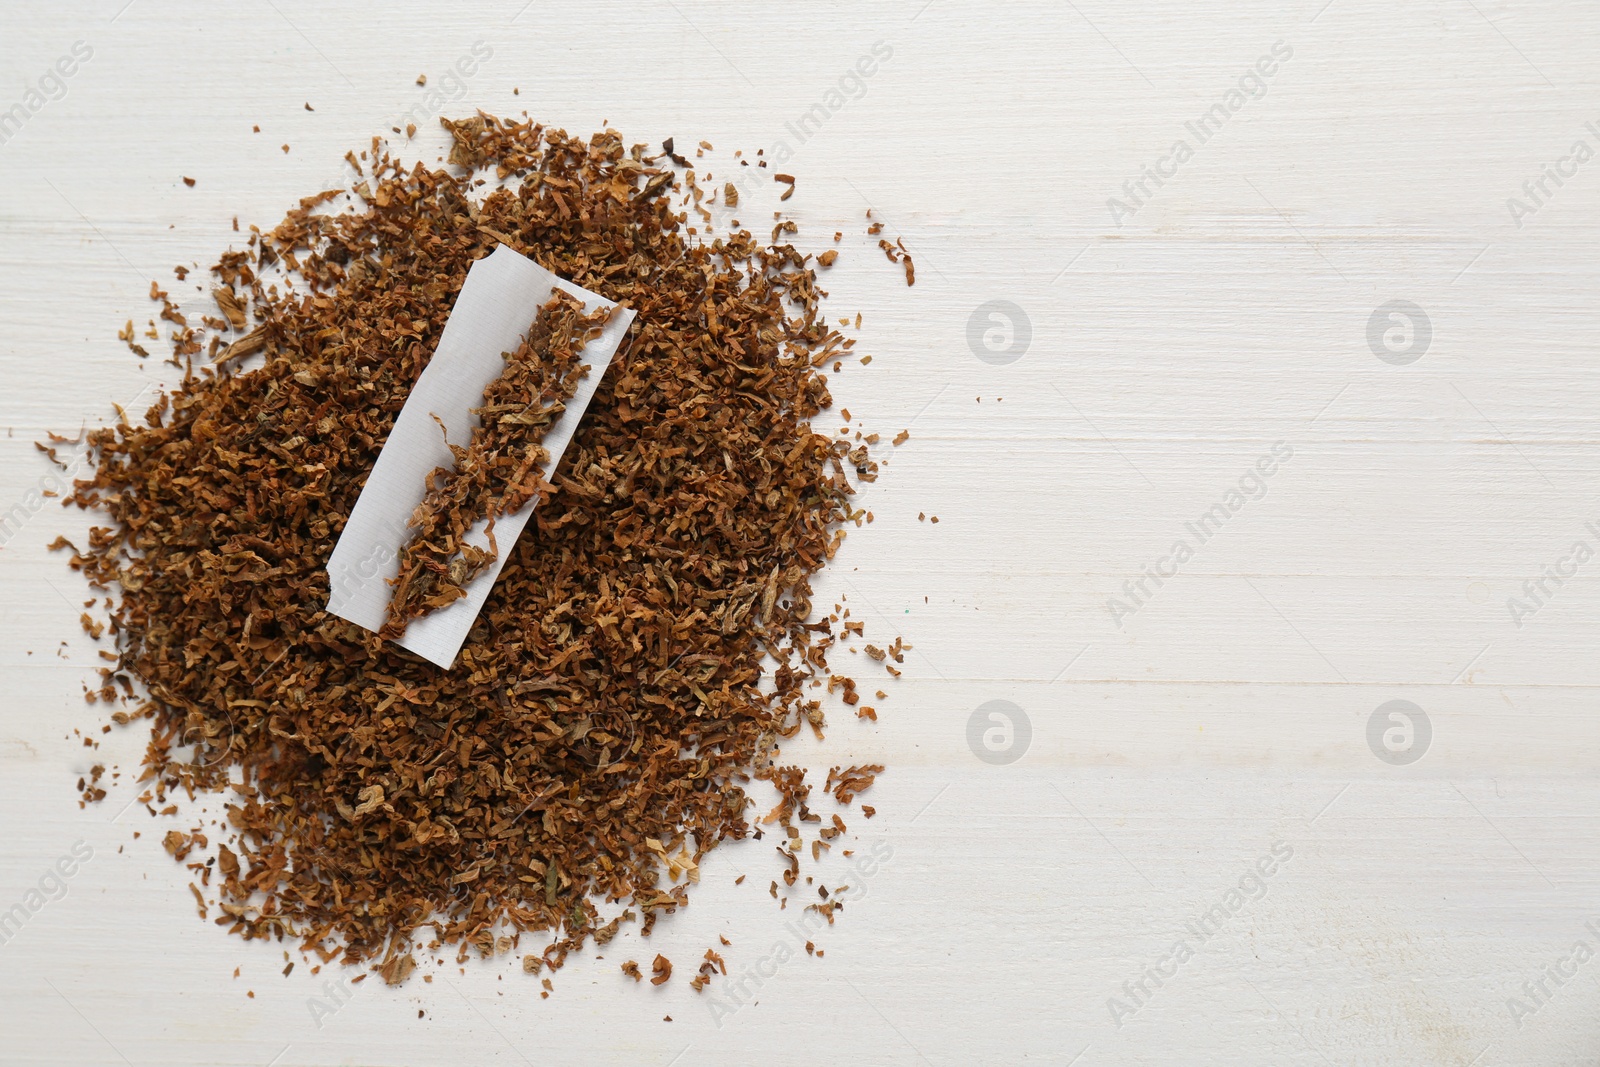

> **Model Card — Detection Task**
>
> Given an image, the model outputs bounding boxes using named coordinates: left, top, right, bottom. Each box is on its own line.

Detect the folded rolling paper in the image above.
left=324, top=244, right=635, bottom=668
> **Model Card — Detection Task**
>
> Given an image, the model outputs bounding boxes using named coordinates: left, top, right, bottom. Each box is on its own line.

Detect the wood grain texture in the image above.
left=2, top=1, right=1599, bottom=1063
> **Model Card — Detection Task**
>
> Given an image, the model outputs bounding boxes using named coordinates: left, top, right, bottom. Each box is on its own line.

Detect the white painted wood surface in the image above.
left=3, top=1, right=1600, bottom=1063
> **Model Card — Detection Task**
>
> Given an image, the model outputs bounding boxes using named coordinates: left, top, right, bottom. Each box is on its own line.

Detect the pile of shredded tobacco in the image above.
left=381, top=289, right=608, bottom=639
left=54, top=114, right=899, bottom=985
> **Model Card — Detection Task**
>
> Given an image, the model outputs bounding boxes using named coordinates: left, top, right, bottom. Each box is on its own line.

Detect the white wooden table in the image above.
left=3, top=2, right=1599, bottom=1063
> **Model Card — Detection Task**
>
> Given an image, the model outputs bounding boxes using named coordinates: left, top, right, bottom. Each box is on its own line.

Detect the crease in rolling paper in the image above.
left=324, top=244, right=635, bottom=668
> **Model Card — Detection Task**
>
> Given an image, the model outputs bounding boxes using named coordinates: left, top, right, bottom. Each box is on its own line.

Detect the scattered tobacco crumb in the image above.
left=825, top=764, right=883, bottom=805
left=56, top=113, right=898, bottom=990
left=621, top=960, right=642, bottom=982
left=877, top=237, right=914, bottom=286
left=650, top=954, right=672, bottom=985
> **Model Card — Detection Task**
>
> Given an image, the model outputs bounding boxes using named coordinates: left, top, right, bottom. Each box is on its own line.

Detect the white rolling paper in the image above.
left=323, top=243, right=635, bottom=668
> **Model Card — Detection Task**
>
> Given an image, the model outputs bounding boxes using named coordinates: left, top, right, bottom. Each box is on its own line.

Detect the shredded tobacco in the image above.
left=57, top=113, right=890, bottom=985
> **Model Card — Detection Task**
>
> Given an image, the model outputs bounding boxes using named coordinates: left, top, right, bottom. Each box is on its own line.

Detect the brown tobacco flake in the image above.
left=57, top=113, right=901, bottom=990
left=650, top=954, right=672, bottom=985
left=163, top=830, right=193, bottom=860
left=825, top=764, right=883, bottom=805
left=774, top=173, right=796, bottom=201
left=689, top=948, right=727, bottom=993
left=182, top=177, right=196, bottom=187
left=380, top=291, right=609, bottom=639
left=893, top=430, right=909, bottom=446
left=877, top=238, right=915, bottom=286
left=380, top=953, right=417, bottom=986
left=621, top=960, right=642, bottom=982
left=817, top=250, right=838, bottom=268
left=212, top=287, right=248, bottom=331
left=723, top=182, right=738, bottom=207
